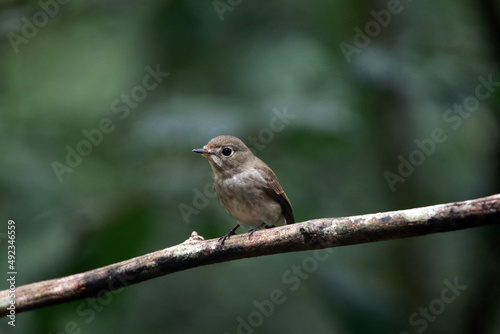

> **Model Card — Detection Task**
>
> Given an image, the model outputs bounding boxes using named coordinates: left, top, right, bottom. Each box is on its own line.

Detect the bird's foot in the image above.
left=219, top=224, right=240, bottom=246
left=218, top=232, right=234, bottom=245
left=248, top=223, right=273, bottom=239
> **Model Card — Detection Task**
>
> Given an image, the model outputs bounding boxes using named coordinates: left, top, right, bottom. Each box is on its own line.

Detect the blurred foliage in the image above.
left=1, top=0, right=499, bottom=333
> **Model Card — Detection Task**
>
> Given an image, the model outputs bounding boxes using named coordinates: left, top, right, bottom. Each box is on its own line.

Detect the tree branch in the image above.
left=1, top=194, right=499, bottom=317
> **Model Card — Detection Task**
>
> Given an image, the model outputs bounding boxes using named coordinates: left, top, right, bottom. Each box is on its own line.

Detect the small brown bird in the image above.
left=193, top=135, right=294, bottom=244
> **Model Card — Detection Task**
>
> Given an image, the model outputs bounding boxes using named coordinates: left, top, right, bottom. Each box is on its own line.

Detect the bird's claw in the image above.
left=219, top=230, right=236, bottom=245
left=248, top=223, right=274, bottom=239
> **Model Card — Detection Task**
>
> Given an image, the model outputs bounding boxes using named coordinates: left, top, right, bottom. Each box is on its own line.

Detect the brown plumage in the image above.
left=193, top=135, right=294, bottom=244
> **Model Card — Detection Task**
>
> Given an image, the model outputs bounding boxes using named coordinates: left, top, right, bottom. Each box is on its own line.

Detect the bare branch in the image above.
left=1, top=193, right=499, bottom=317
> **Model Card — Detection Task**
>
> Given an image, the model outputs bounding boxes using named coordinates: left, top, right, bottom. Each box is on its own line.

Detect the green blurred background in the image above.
left=1, top=0, right=500, bottom=333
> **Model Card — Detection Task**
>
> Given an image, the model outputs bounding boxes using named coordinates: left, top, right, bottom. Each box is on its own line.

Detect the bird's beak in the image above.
left=192, top=147, right=214, bottom=157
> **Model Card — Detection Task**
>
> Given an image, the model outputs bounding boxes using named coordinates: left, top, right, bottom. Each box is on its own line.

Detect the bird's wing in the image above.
left=256, top=165, right=295, bottom=225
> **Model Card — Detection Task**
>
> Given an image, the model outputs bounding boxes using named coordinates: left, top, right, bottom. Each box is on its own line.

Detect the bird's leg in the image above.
left=219, top=224, right=240, bottom=245
left=248, top=222, right=268, bottom=238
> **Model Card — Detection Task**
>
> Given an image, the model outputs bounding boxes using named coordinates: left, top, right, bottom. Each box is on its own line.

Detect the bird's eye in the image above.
left=222, top=148, right=233, bottom=156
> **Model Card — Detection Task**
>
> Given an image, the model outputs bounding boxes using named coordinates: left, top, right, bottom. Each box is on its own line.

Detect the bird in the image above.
left=192, top=135, right=294, bottom=245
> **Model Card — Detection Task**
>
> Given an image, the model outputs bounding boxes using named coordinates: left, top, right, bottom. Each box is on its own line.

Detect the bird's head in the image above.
left=193, top=135, right=254, bottom=177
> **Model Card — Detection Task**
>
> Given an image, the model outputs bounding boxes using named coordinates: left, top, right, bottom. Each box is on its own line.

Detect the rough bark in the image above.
left=0, top=193, right=499, bottom=317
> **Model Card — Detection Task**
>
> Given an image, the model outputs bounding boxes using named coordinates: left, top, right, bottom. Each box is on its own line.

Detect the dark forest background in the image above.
left=1, top=0, right=499, bottom=333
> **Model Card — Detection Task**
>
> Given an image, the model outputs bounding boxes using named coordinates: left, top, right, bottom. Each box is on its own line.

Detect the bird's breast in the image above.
left=213, top=170, right=283, bottom=228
